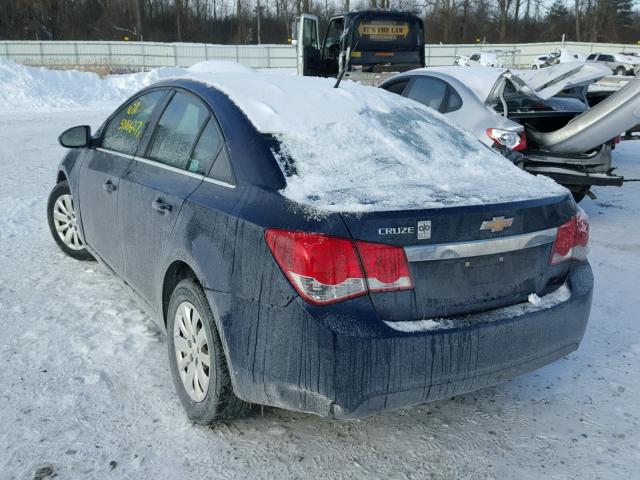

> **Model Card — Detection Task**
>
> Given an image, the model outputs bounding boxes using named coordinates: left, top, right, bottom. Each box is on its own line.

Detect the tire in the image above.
left=531, top=65, right=538, bottom=69
left=167, top=278, right=247, bottom=425
left=47, top=180, right=94, bottom=261
left=616, top=66, right=626, bottom=76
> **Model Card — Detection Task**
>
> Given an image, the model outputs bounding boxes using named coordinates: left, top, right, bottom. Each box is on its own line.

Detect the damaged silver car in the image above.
left=381, top=63, right=640, bottom=201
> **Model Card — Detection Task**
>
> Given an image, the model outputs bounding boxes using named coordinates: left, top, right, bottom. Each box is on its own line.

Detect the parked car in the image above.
left=531, top=49, right=584, bottom=69
left=48, top=67, right=593, bottom=424
left=380, top=63, right=632, bottom=201
left=531, top=54, right=557, bottom=69
left=586, top=52, right=640, bottom=76
left=454, top=51, right=502, bottom=67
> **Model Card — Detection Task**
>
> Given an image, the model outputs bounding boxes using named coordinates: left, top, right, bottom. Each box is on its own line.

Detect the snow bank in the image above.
left=183, top=63, right=566, bottom=211
left=0, top=57, right=183, bottom=112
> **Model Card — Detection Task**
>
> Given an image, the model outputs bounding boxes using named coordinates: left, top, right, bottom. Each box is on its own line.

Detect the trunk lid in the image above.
left=341, top=194, right=575, bottom=321
left=527, top=75, right=640, bottom=153
left=501, top=62, right=611, bottom=101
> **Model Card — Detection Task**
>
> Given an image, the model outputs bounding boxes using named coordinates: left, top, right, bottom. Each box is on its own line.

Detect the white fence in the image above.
left=2, top=40, right=640, bottom=70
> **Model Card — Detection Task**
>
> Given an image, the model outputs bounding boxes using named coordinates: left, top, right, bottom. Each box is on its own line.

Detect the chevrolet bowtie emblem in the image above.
left=480, top=216, right=514, bottom=232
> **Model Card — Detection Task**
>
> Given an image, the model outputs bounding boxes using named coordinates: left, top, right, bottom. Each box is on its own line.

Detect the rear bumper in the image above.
left=525, top=165, right=624, bottom=187
left=208, top=263, right=593, bottom=419
left=523, top=146, right=623, bottom=187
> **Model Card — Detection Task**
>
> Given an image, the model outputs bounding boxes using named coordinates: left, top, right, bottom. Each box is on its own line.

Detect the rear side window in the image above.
left=383, top=79, right=410, bottom=95
left=444, top=87, right=462, bottom=112
left=102, top=90, right=164, bottom=155
left=470, top=53, right=480, bottom=61
left=405, top=77, right=448, bottom=111
left=148, top=92, right=210, bottom=169
left=187, top=119, right=223, bottom=175
left=587, top=53, right=597, bottom=60
left=208, top=147, right=235, bottom=185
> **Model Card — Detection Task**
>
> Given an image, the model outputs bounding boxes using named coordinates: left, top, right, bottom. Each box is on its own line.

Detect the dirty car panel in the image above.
left=56, top=75, right=594, bottom=420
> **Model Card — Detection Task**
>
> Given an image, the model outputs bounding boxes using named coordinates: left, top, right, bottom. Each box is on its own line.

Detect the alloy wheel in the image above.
left=173, top=301, right=211, bottom=402
left=52, top=194, right=84, bottom=250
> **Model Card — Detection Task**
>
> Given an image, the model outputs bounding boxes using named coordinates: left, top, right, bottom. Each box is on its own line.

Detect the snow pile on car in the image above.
left=0, top=58, right=566, bottom=211
left=184, top=63, right=567, bottom=212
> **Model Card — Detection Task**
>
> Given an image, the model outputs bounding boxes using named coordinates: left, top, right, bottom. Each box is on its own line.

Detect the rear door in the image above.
left=78, top=90, right=165, bottom=275
left=118, top=90, right=218, bottom=303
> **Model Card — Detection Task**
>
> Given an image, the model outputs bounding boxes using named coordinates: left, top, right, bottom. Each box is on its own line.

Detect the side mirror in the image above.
left=59, top=125, right=91, bottom=148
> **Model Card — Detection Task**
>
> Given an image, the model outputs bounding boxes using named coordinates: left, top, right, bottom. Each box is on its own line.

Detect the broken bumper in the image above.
left=524, top=146, right=623, bottom=187
left=207, top=263, right=593, bottom=420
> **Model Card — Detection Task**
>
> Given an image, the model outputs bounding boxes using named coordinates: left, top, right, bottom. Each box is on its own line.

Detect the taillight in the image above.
left=354, top=241, right=413, bottom=292
left=550, top=208, right=589, bottom=265
left=265, top=229, right=413, bottom=305
left=487, top=128, right=527, bottom=151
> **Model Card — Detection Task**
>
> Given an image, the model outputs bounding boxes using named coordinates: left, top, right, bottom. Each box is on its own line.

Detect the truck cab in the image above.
left=293, top=11, right=425, bottom=82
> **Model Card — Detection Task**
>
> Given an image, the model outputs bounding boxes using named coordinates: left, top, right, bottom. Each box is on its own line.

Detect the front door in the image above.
left=78, top=89, right=166, bottom=275
left=118, top=90, right=215, bottom=305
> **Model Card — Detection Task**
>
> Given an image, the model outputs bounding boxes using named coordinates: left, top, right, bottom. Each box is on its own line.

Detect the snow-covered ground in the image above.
left=1, top=63, right=639, bottom=479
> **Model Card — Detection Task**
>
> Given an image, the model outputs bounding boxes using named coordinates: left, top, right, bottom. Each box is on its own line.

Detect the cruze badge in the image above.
left=480, top=216, right=514, bottom=233
left=378, top=220, right=432, bottom=240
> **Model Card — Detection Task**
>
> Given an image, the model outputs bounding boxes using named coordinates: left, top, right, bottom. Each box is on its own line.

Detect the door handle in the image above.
left=103, top=180, right=117, bottom=193
left=152, top=198, right=173, bottom=214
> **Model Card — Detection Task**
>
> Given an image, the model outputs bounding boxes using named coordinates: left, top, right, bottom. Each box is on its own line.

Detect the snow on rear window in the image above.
left=182, top=63, right=567, bottom=212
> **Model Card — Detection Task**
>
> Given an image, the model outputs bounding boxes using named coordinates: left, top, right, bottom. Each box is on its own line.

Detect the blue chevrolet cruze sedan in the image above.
left=47, top=70, right=593, bottom=424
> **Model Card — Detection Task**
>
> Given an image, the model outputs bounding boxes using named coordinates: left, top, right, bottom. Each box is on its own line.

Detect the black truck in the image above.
left=293, top=10, right=425, bottom=85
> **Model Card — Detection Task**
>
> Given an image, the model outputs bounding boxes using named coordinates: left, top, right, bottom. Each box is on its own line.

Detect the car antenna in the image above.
left=334, top=41, right=359, bottom=89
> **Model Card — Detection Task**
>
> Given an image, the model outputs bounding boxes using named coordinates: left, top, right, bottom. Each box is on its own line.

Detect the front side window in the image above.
left=470, top=54, right=480, bottom=61
left=599, top=54, right=614, bottom=62
left=101, top=90, right=164, bottom=155
left=147, top=92, right=210, bottom=169
left=405, top=77, right=448, bottom=112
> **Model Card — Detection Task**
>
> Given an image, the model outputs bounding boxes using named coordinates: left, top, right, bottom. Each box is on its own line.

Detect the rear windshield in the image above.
left=352, top=16, right=423, bottom=50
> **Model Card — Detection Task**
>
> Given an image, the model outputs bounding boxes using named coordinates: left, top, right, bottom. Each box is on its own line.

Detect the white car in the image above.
left=454, top=51, right=502, bottom=68
left=586, top=52, right=640, bottom=75
left=531, top=49, right=584, bottom=69
left=380, top=63, right=634, bottom=201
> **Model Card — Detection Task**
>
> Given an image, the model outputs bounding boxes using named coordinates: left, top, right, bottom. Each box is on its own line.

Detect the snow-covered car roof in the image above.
left=0, top=57, right=565, bottom=213
left=403, top=66, right=505, bottom=101
left=179, top=62, right=565, bottom=212
left=401, top=63, right=610, bottom=103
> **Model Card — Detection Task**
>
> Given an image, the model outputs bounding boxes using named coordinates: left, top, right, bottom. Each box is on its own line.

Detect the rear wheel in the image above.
left=531, top=65, right=538, bottom=69
left=47, top=181, right=94, bottom=261
left=616, top=66, right=626, bottom=76
left=167, top=278, right=247, bottom=425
